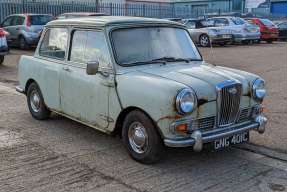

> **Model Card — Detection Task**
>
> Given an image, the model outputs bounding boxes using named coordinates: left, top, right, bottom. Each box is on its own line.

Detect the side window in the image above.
left=214, top=19, right=229, bottom=26
left=2, top=17, right=14, bottom=27
left=86, top=31, right=111, bottom=67
left=13, top=16, right=25, bottom=26
left=70, top=30, right=87, bottom=64
left=39, top=28, right=68, bottom=60
left=185, top=21, right=196, bottom=29
left=69, top=30, right=111, bottom=67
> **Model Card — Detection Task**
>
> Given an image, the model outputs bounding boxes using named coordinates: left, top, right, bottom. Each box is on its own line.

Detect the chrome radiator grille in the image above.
left=237, top=107, right=252, bottom=123
left=191, top=116, right=215, bottom=131
left=217, top=81, right=242, bottom=127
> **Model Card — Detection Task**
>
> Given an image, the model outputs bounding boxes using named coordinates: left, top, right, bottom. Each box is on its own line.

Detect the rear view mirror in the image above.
left=86, top=61, right=99, bottom=75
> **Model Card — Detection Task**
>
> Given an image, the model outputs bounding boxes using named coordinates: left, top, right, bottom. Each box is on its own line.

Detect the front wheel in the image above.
left=0, top=55, right=4, bottom=65
left=122, top=110, right=164, bottom=164
left=199, top=34, right=210, bottom=47
left=19, top=36, right=29, bottom=50
left=27, top=82, right=51, bottom=120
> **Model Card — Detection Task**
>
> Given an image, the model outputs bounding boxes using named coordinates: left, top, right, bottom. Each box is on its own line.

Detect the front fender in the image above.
left=116, top=72, right=185, bottom=137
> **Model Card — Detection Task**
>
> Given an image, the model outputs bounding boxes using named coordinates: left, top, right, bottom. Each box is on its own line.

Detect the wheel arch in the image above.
left=112, top=106, right=164, bottom=139
left=24, top=78, right=37, bottom=94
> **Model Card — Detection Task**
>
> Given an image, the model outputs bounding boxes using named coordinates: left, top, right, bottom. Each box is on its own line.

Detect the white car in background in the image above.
left=0, top=28, right=9, bottom=65
left=207, top=16, right=261, bottom=44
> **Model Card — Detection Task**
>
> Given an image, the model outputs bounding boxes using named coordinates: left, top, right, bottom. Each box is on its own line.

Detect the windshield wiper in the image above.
left=123, top=57, right=201, bottom=66
left=151, top=57, right=198, bottom=63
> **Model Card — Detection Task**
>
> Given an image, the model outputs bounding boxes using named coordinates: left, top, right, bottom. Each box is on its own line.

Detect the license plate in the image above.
left=213, top=132, right=249, bottom=150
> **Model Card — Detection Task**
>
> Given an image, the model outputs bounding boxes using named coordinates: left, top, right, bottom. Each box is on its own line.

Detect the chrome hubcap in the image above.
left=128, top=122, right=148, bottom=154
left=200, top=36, right=209, bottom=46
left=30, top=90, right=41, bottom=113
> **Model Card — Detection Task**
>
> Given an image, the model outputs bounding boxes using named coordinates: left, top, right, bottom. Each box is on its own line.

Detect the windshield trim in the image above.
left=109, top=25, right=203, bottom=67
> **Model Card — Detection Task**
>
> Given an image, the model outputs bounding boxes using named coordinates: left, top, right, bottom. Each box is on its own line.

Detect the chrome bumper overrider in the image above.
left=164, top=115, right=267, bottom=151
left=16, top=86, right=25, bottom=94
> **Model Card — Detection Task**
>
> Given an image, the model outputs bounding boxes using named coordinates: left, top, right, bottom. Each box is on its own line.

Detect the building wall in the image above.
left=173, top=0, right=233, bottom=12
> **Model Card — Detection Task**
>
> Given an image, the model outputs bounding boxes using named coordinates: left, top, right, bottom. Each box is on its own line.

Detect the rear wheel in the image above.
left=19, top=36, right=29, bottom=50
left=122, top=110, right=164, bottom=164
left=27, top=82, right=51, bottom=120
left=199, top=34, right=210, bottom=47
left=266, top=39, right=273, bottom=44
left=0, top=56, right=4, bottom=65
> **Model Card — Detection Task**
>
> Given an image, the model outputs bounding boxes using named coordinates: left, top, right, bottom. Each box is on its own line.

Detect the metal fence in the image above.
left=0, top=0, right=240, bottom=22
left=0, top=0, right=285, bottom=22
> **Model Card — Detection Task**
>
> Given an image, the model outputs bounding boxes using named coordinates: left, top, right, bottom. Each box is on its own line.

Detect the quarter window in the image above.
left=39, top=28, right=68, bottom=60
left=69, top=30, right=111, bottom=67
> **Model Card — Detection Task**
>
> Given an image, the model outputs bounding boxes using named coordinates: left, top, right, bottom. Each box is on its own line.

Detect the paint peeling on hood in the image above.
left=137, top=62, right=259, bottom=101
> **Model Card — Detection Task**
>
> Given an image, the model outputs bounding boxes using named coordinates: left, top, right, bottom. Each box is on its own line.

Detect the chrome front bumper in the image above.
left=164, top=115, right=267, bottom=151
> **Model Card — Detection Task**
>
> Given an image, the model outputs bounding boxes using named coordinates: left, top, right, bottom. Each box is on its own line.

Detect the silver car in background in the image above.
left=207, top=16, right=261, bottom=44
left=183, top=19, right=233, bottom=47
left=0, top=14, right=54, bottom=49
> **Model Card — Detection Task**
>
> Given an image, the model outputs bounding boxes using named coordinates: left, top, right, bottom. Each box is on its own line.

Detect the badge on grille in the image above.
left=228, top=87, right=238, bottom=95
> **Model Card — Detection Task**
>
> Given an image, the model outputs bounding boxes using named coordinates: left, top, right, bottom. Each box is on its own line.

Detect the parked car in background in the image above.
left=275, top=21, right=287, bottom=40
left=0, top=14, right=54, bottom=49
left=57, top=12, right=108, bottom=19
left=246, top=18, right=279, bottom=43
left=0, top=28, right=9, bottom=65
left=17, top=16, right=267, bottom=164
left=183, top=19, right=233, bottom=47
left=207, top=16, right=261, bottom=44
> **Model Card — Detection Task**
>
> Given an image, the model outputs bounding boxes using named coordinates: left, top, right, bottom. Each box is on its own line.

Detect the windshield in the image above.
left=30, top=15, right=53, bottom=25
left=111, top=27, right=202, bottom=66
left=260, top=19, right=275, bottom=27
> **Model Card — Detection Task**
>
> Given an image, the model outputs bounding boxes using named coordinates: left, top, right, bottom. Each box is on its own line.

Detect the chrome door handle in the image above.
left=63, top=66, right=70, bottom=72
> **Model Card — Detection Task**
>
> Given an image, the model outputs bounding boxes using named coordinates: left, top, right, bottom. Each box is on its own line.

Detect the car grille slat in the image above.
left=217, top=82, right=242, bottom=127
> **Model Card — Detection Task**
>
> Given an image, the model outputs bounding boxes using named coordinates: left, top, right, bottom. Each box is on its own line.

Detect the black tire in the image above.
left=27, top=82, right=51, bottom=120
left=218, top=42, right=227, bottom=46
left=266, top=39, right=273, bottom=44
left=122, top=110, right=164, bottom=164
left=199, top=34, right=210, bottom=47
left=0, top=56, right=4, bottom=65
left=19, top=36, right=29, bottom=50
left=242, top=40, right=250, bottom=45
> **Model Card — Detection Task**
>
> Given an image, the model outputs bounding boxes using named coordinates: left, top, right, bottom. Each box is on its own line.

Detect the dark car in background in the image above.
left=246, top=18, right=279, bottom=43
left=57, top=12, right=108, bottom=19
left=0, top=28, right=9, bottom=65
left=0, top=14, right=54, bottom=49
left=275, top=21, right=287, bottom=40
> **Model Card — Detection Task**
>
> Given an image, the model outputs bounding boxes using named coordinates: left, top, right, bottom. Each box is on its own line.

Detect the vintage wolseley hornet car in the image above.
left=17, top=16, right=267, bottom=164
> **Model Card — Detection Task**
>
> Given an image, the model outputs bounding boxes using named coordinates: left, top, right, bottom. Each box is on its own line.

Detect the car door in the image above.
left=278, top=22, right=287, bottom=39
left=10, top=16, right=25, bottom=44
left=37, top=27, right=69, bottom=111
left=60, top=29, right=113, bottom=130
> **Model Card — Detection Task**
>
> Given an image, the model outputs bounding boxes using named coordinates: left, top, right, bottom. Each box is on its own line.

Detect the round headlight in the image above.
left=252, top=78, right=266, bottom=101
left=176, top=88, right=197, bottom=115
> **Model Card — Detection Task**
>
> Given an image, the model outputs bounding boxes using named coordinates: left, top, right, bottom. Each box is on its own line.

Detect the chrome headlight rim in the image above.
left=252, top=78, right=266, bottom=101
left=176, top=88, right=197, bottom=115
